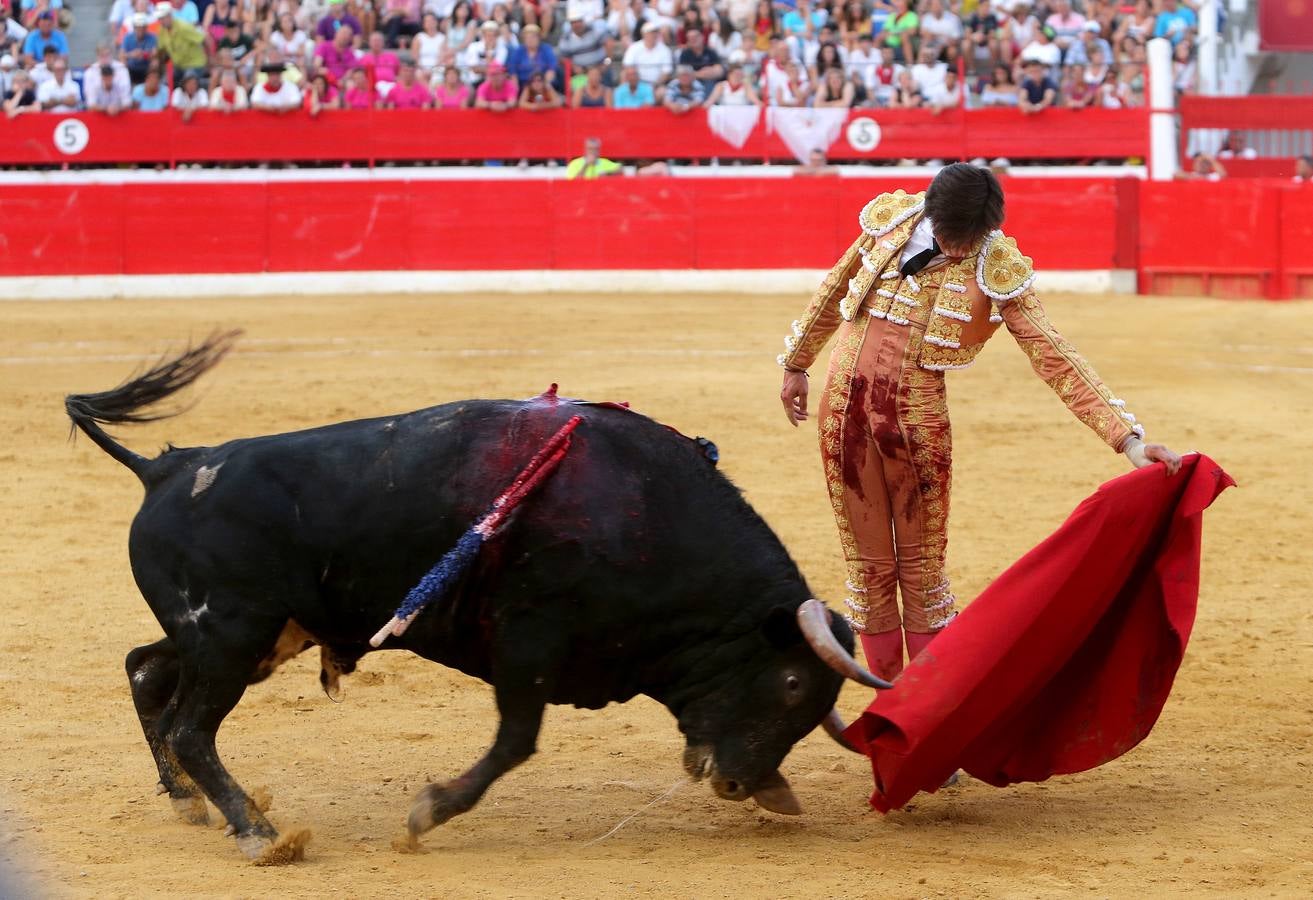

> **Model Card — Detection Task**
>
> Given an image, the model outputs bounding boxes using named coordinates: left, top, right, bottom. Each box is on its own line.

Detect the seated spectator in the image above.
left=475, top=62, right=517, bottom=111
left=29, top=44, right=58, bottom=89
left=751, top=0, right=777, bottom=55
left=572, top=63, right=611, bottom=108
left=1018, top=58, right=1057, bottom=114
left=209, top=67, right=249, bottom=111
left=85, top=63, right=133, bottom=114
left=1172, top=39, right=1196, bottom=96
left=1294, top=155, right=1312, bottom=183
left=251, top=61, right=302, bottom=112
left=201, top=0, right=240, bottom=44
left=796, top=148, right=835, bottom=176
left=781, top=0, right=824, bottom=44
left=360, top=31, right=401, bottom=93
left=810, top=41, right=845, bottom=84
left=622, top=22, right=673, bottom=89
left=612, top=64, right=655, bottom=108
left=705, top=63, right=760, bottom=106
left=459, top=20, right=509, bottom=85
left=709, top=15, right=743, bottom=61
left=1114, top=61, right=1145, bottom=107
left=889, top=68, right=922, bottom=108
left=21, top=11, right=66, bottom=62
left=1085, top=46, right=1111, bottom=88
left=558, top=10, right=609, bottom=77
left=1045, top=0, right=1086, bottom=53
left=154, top=4, right=207, bottom=76
left=919, top=0, right=961, bottom=54
left=676, top=6, right=710, bottom=47
left=269, top=14, right=310, bottom=69
left=813, top=66, right=854, bottom=107
left=1177, top=152, right=1225, bottom=181
left=412, top=13, right=445, bottom=75
left=1117, top=0, right=1156, bottom=45
left=772, top=60, right=812, bottom=107
left=171, top=70, right=208, bottom=118
left=999, top=1, right=1040, bottom=68
left=910, top=46, right=946, bottom=99
left=1153, top=0, right=1196, bottom=46
left=315, top=23, right=359, bottom=82
left=977, top=63, right=1018, bottom=107
left=663, top=64, right=705, bottom=113
left=1065, top=20, right=1112, bottom=68
left=316, top=0, right=363, bottom=44
left=132, top=66, right=170, bottom=111
left=386, top=57, right=432, bottom=107
left=837, top=0, right=872, bottom=51
left=120, top=13, right=157, bottom=84
left=431, top=63, right=469, bottom=107
left=303, top=72, right=339, bottom=114
left=0, top=54, right=18, bottom=96
left=36, top=55, right=79, bottom=110
left=962, top=0, right=1000, bottom=74
left=679, top=28, right=723, bottom=95
left=444, top=1, right=477, bottom=54
left=1063, top=63, right=1095, bottom=108
left=380, top=0, right=421, bottom=48
left=1, top=8, right=29, bottom=58
left=84, top=43, right=130, bottom=95
left=1019, top=25, right=1061, bottom=83
left=167, top=0, right=202, bottom=26
left=928, top=67, right=960, bottom=112
left=848, top=31, right=879, bottom=94
left=217, top=19, right=256, bottom=76
left=341, top=67, right=376, bottom=108
left=882, top=0, right=919, bottom=65
left=505, top=23, right=557, bottom=87
left=520, top=70, right=562, bottom=110
left=566, top=136, right=623, bottom=180
left=3, top=69, right=37, bottom=116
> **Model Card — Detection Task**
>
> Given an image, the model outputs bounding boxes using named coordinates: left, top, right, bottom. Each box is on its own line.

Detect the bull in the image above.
left=65, top=333, right=889, bottom=862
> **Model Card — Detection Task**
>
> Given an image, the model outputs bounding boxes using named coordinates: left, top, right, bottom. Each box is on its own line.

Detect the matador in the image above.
left=777, top=164, right=1182, bottom=681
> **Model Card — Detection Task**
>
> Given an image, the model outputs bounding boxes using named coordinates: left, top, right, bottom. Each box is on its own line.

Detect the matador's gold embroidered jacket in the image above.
left=777, top=189, right=1144, bottom=452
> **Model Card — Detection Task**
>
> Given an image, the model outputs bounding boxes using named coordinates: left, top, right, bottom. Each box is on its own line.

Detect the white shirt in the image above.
left=250, top=80, right=301, bottom=109
left=898, top=216, right=948, bottom=273
left=413, top=30, right=445, bottom=69
left=622, top=39, right=674, bottom=85
left=36, top=75, right=81, bottom=111
left=171, top=85, right=209, bottom=109
left=84, top=59, right=130, bottom=96
left=911, top=60, right=947, bottom=98
left=847, top=47, right=881, bottom=91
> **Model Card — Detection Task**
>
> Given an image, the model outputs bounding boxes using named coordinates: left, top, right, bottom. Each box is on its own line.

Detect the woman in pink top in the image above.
left=474, top=63, right=517, bottom=110
left=304, top=72, right=341, bottom=114
left=432, top=65, right=470, bottom=108
left=342, top=67, right=378, bottom=109
left=385, top=58, right=432, bottom=108
left=359, top=31, right=401, bottom=85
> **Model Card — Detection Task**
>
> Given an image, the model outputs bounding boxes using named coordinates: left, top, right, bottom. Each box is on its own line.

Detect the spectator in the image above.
left=882, top=0, right=918, bottom=65
left=566, top=136, right=622, bottom=179
left=460, top=20, right=509, bottom=85
left=445, top=2, right=477, bottom=53
left=847, top=31, right=879, bottom=94
left=251, top=62, right=302, bottom=111
left=977, top=63, right=1017, bottom=107
left=1019, top=25, right=1061, bottom=83
left=154, top=3, right=207, bottom=75
left=36, top=55, right=78, bottom=109
left=928, top=66, right=959, bottom=112
left=679, top=28, right=722, bottom=95
left=171, top=70, right=208, bottom=118
left=751, top=0, right=776, bottom=54
left=612, top=63, right=655, bottom=108
left=1065, top=20, right=1111, bottom=68
left=910, top=45, right=946, bottom=99
left=663, top=64, right=705, bottom=113
left=209, top=67, right=249, bottom=110
left=167, top=0, right=202, bottom=27
left=1294, top=155, right=1312, bottom=183
left=384, top=56, right=432, bottom=107
left=572, top=63, right=611, bottom=107
left=520, top=69, right=562, bottom=109
left=21, top=11, right=66, bottom=61
left=475, top=61, right=517, bottom=110
left=558, top=10, right=609, bottom=75
left=1114, top=61, right=1145, bottom=107
left=412, top=13, right=445, bottom=74
left=1172, top=39, right=1196, bottom=95
left=772, top=59, right=811, bottom=106
left=340, top=66, right=374, bottom=107
left=1178, top=152, right=1225, bottom=181
left=201, top=0, right=239, bottom=44
left=1153, top=0, right=1196, bottom=47
left=781, top=0, right=825, bottom=44
left=304, top=71, right=339, bottom=113
left=1063, top=63, right=1095, bottom=108
left=812, top=65, right=853, bottom=107
left=1045, top=0, right=1085, bottom=53
left=1117, top=0, right=1156, bottom=45
left=84, top=43, right=130, bottom=95
left=999, top=1, right=1040, bottom=68
left=315, top=23, right=358, bottom=81
left=810, top=41, right=845, bottom=83
left=920, top=0, right=961, bottom=53
left=505, top=23, right=557, bottom=86
left=705, top=62, right=759, bottom=105
left=432, top=63, right=470, bottom=107
left=380, top=0, right=421, bottom=48
left=1018, top=57, right=1057, bottom=114
left=29, top=44, right=58, bottom=88
left=961, top=0, right=999, bottom=74
left=360, top=30, right=401, bottom=92
left=1085, top=46, right=1110, bottom=87
left=132, top=66, right=170, bottom=110
left=120, top=13, right=157, bottom=84
left=623, top=21, right=673, bottom=88
left=4, top=69, right=38, bottom=115
left=709, top=15, right=742, bottom=61
left=796, top=147, right=835, bottom=175
left=888, top=67, right=922, bottom=108
left=0, top=54, right=17, bottom=96
left=316, top=0, right=363, bottom=43
left=85, top=62, right=133, bottom=113
left=837, top=0, right=872, bottom=51
left=1, top=8, right=28, bottom=56
left=217, top=20, right=257, bottom=77
left=759, top=37, right=794, bottom=103
left=269, top=14, right=310, bottom=69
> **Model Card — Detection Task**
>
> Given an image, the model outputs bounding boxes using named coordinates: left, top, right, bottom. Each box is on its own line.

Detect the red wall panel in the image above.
left=0, top=185, right=124, bottom=276
left=551, top=180, right=695, bottom=270
left=264, top=182, right=412, bottom=272
left=121, top=184, right=267, bottom=275
left=407, top=180, right=556, bottom=270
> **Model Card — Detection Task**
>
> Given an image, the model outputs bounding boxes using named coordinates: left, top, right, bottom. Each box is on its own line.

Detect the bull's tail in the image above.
left=64, top=330, right=241, bottom=481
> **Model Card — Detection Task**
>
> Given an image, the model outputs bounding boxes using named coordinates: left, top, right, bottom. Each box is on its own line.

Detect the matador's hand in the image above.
left=1125, top=439, right=1183, bottom=476
left=780, top=370, right=809, bottom=426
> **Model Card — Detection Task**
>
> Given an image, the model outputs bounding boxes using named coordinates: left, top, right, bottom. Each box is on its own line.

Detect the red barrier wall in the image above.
left=0, top=107, right=1147, bottom=166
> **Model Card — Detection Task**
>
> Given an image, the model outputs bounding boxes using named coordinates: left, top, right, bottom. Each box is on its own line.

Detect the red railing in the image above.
left=0, top=107, right=1149, bottom=167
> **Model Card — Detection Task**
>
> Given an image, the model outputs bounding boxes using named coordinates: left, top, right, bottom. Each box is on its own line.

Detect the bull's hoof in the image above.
left=407, top=782, right=470, bottom=838
left=251, top=829, right=311, bottom=867
left=170, top=795, right=210, bottom=826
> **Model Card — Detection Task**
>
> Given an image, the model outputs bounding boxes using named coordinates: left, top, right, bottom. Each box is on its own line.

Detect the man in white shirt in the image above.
left=36, top=57, right=80, bottom=111
left=622, top=22, right=673, bottom=87
left=250, top=62, right=301, bottom=112
left=83, top=43, right=130, bottom=97
left=910, top=46, right=947, bottom=99
left=458, top=20, right=509, bottom=86
left=84, top=63, right=132, bottom=113
left=847, top=31, right=881, bottom=93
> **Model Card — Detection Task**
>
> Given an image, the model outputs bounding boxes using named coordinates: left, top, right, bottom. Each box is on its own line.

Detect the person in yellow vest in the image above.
left=566, top=137, right=623, bottom=180
left=776, top=163, right=1181, bottom=681
left=153, top=3, right=206, bottom=75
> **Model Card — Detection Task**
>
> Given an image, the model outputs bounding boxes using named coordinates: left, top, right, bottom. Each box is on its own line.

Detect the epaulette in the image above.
left=859, top=190, right=925, bottom=238
left=976, top=230, right=1036, bottom=301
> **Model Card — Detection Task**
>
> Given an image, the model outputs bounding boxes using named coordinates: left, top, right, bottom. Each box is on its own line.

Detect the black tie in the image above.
left=900, top=240, right=941, bottom=277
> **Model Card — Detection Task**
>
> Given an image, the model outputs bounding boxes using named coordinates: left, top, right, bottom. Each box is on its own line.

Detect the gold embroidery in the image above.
left=977, top=232, right=1036, bottom=300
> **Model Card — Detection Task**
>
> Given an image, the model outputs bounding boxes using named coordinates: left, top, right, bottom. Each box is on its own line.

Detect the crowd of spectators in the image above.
left=0, top=0, right=1209, bottom=117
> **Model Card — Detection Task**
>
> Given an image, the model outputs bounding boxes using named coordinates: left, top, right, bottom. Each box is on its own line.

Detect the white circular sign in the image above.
left=53, top=118, right=90, bottom=156
left=846, top=117, right=882, bottom=154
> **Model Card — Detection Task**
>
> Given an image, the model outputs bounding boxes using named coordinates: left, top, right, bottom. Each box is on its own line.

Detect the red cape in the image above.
left=843, top=453, right=1234, bottom=812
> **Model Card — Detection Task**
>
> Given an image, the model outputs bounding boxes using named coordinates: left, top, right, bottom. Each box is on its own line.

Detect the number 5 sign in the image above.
left=53, top=119, right=90, bottom=156
left=845, top=117, right=882, bottom=154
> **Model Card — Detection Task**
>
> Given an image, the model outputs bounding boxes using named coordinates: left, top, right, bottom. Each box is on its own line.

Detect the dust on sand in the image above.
left=0, top=292, right=1309, bottom=898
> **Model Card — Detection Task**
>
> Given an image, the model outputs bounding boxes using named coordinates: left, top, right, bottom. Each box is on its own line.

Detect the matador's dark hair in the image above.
left=924, top=163, right=1005, bottom=250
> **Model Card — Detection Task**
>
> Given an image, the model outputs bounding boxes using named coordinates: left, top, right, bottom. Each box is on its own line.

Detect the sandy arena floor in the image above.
left=0, top=290, right=1310, bottom=899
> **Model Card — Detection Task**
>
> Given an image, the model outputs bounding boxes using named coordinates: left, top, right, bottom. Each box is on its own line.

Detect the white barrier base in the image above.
left=0, top=269, right=1135, bottom=301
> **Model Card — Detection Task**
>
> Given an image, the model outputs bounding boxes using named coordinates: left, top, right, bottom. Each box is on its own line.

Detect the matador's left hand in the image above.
left=1126, top=440, right=1183, bottom=476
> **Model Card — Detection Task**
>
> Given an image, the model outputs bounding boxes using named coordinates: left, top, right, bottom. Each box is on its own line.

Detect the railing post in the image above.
left=1147, top=37, right=1177, bottom=181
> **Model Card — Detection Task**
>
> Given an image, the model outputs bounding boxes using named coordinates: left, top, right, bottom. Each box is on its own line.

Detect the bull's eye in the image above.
left=785, top=674, right=801, bottom=693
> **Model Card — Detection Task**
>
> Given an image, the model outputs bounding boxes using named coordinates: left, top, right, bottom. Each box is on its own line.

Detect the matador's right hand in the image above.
left=780, top=370, right=810, bottom=427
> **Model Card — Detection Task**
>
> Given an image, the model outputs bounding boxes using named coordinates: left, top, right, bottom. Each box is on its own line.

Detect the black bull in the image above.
left=65, top=333, right=891, bottom=861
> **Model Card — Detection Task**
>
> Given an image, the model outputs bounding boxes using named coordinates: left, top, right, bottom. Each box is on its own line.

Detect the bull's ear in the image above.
left=761, top=604, right=804, bottom=650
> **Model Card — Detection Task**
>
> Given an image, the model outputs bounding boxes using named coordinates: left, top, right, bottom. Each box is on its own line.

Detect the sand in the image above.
left=0, top=290, right=1309, bottom=899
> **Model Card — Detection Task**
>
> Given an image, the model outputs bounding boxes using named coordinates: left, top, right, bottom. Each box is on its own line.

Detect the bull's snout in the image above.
left=682, top=744, right=714, bottom=781
left=710, top=776, right=752, bottom=802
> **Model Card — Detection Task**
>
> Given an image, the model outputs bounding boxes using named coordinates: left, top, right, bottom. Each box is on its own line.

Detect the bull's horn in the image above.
left=797, top=599, right=895, bottom=690
left=822, top=709, right=862, bottom=754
